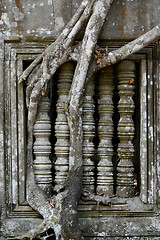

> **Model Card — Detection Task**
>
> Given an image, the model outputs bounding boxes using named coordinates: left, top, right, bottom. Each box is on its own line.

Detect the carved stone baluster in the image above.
left=82, top=76, right=95, bottom=193
left=97, top=66, right=114, bottom=195
left=117, top=60, right=135, bottom=198
left=54, top=62, right=74, bottom=192
left=33, top=96, right=52, bottom=196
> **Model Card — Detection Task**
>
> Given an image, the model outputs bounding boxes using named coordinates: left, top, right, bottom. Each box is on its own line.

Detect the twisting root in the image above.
left=15, top=1, right=117, bottom=239
left=81, top=191, right=112, bottom=205
left=19, top=55, right=43, bottom=84
left=18, top=0, right=94, bottom=84
left=26, top=64, right=42, bottom=107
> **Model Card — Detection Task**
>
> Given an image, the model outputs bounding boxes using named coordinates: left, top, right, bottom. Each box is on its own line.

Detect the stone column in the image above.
left=33, top=96, right=52, bottom=196
left=54, top=62, right=74, bottom=192
left=97, top=66, right=114, bottom=196
left=117, top=60, right=135, bottom=198
left=82, top=76, right=95, bottom=193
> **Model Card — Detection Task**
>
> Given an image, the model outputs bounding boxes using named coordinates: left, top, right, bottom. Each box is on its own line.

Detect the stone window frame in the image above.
left=0, top=40, right=160, bottom=235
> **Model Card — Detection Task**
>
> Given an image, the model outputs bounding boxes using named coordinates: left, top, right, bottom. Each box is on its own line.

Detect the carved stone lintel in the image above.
left=117, top=60, right=135, bottom=198
left=33, top=96, right=52, bottom=196
left=54, top=62, right=75, bottom=192
left=82, top=76, right=95, bottom=193
left=97, top=66, right=114, bottom=196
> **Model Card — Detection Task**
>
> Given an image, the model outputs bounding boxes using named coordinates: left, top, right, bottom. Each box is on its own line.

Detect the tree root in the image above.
left=19, top=1, right=114, bottom=239
left=81, top=190, right=112, bottom=206
left=26, top=65, right=42, bottom=107
left=15, top=0, right=160, bottom=239
left=18, top=0, right=94, bottom=84
left=100, top=23, right=160, bottom=68
left=9, top=221, right=51, bottom=240
left=9, top=190, right=113, bottom=240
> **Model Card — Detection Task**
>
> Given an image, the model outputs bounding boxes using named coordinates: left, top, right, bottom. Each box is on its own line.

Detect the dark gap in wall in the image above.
left=22, top=63, right=29, bottom=137
left=23, top=60, right=33, bottom=199
left=23, top=60, right=33, bottom=70
left=112, top=64, right=120, bottom=194
left=49, top=73, right=58, bottom=190
left=92, top=73, right=100, bottom=194
left=39, top=228, right=55, bottom=239
left=22, top=60, right=33, bottom=128
left=23, top=60, right=34, bottom=137
left=132, top=62, right=140, bottom=196
left=23, top=60, right=38, bottom=161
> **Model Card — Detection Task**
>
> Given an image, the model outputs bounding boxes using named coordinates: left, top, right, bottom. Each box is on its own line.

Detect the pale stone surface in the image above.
left=33, top=96, right=52, bottom=196
left=116, top=60, right=135, bottom=197
left=97, top=66, right=114, bottom=196
left=82, top=76, right=95, bottom=193
left=54, top=62, right=75, bottom=192
left=1, top=0, right=160, bottom=239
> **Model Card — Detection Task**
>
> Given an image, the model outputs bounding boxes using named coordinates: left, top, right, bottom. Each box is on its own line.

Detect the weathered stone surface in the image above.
left=82, top=76, right=95, bottom=193
left=101, top=0, right=160, bottom=40
left=33, top=96, right=52, bottom=196
left=54, top=62, right=75, bottom=192
left=1, top=0, right=160, bottom=239
left=0, top=0, right=160, bottom=40
left=116, top=60, right=135, bottom=198
left=0, top=0, right=56, bottom=40
left=97, top=66, right=114, bottom=196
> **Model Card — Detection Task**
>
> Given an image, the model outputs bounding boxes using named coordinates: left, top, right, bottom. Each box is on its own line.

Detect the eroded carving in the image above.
left=116, top=60, right=135, bottom=198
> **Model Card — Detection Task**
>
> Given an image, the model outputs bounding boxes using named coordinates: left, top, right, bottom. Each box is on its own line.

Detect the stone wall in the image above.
left=0, top=0, right=160, bottom=40
left=1, top=0, right=160, bottom=239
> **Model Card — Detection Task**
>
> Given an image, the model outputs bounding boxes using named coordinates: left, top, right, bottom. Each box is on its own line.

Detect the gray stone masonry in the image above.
left=1, top=0, right=160, bottom=239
